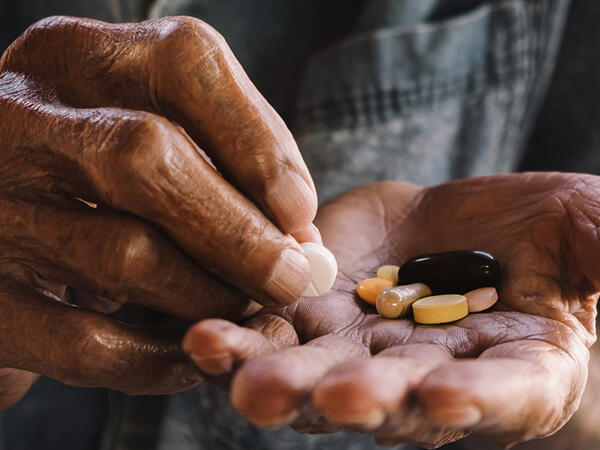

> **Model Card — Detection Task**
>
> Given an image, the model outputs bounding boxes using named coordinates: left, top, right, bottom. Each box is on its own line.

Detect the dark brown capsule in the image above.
left=396, top=250, right=500, bottom=295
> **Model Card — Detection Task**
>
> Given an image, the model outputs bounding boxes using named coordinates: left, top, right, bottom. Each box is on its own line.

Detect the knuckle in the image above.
left=69, top=322, right=134, bottom=387
left=153, top=16, right=227, bottom=66
left=22, top=15, right=76, bottom=38
left=159, top=16, right=225, bottom=49
left=1, top=16, right=77, bottom=71
left=102, top=113, right=174, bottom=206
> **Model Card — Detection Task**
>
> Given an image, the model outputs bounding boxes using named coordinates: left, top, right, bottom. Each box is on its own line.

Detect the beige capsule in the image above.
left=376, top=283, right=432, bottom=319
left=376, top=265, right=400, bottom=283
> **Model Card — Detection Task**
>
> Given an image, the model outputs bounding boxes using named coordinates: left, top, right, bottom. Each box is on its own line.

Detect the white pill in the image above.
left=300, top=242, right=338, bottom=297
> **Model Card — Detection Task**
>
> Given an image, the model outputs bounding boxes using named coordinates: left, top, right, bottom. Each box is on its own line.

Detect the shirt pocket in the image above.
left=293, top=0, right=570, bottom=201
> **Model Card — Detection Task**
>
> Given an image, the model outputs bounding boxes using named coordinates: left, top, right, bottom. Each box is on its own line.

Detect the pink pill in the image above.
left=464, top=287, right=498, bottom=312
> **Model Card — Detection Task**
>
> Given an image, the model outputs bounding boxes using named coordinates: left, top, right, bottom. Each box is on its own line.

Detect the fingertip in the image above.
left=312, top=361, right=385, bottom=425
left=313, top=378, right=386, bottom=429
left=183, top=319, right=239, bottom=374
left=183, top=319, right=232, bottom=353
left=189, top=352, right=234, bottom=375
left=267, top=170, right=318, bottom=234
left=313, top=359, right=410, bottom=429
left=422, top=403, right=482, bottom=428
left=231, top=356, right=302, bottom=427
left=416, top=366, right=482, bottom=427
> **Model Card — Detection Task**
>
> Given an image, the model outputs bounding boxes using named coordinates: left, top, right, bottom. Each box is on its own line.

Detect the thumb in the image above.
left=0, top=368, right=38, bottom=410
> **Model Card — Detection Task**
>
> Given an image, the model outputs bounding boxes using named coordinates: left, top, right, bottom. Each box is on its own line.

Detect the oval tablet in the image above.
left=465, top=287, right=498, bottom=312
left=300, top=242, right=338, bottom=297
left=356, top=277, right=393, bottom=305
left=376, top=265, right=400, bottom=283
left=412, top=294, right=468, bottom=324
left=397, top=250, right=500, bottom=294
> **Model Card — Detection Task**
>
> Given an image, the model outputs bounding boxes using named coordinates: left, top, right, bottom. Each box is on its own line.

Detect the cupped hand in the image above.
left=185, top=172, right=600, bottom=448
left=0, top=16, right=318, bottom=406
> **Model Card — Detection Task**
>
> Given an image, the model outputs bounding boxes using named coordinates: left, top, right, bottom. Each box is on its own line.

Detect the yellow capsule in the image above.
left=375, top=283, right=432, bottom=319
left=412, top=294, right=468, bottom=324
left=356, top=277, right=393, bottom=305
left=376, top=265, right=400, bottom=283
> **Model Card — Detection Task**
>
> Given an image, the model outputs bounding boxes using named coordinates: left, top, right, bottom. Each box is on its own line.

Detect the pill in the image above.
left=397, top=250, right=500, bottom=294
left=375, top=283, right=432, bottom=319
left=412, top=294, right=468, bottom=324
left=356, top=277, right=393, bottom=305
left=376, top=265, right=400, bottom=283
left=464, top=287, right=498, bottom=312
left=300, top=242, right=338, bottom=297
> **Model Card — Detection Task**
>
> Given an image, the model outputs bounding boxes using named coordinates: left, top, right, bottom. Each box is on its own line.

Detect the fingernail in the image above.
left=430, top=405, right=481, bottom=427
left=250, top=408, right=300, bottom=428
left=291, top=223, right=322, bottom=244
left=267, top=171, right=317, bottom=233
left=189, top=352, right=234, bottom=375
left=326, top=407, right=386, bottom=429
left=264, top=248, right=310, bottom=304
left=362, top=407, right=386, bottom=429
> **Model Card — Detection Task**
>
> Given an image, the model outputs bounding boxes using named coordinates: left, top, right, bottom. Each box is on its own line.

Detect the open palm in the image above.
left=185, top=173, right=600, bottom=448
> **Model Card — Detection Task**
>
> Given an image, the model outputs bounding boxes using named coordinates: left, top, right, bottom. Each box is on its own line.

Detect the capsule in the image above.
left=376, top=283, right=431, bottom=319
left=376, top=265, right=400, bottom=283
left=397, top=250, right=500, bottom=294
left=356, top=278, right=393, bottom=305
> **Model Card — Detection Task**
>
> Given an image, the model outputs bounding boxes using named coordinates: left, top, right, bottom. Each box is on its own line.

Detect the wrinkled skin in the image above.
left=185, top=174, right=600, bottom=448
left=0, top=16, right=320, bottom=407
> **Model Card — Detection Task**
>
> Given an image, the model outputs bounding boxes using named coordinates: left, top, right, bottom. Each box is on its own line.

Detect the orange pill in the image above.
left=356, top=277, right=393, bottom=305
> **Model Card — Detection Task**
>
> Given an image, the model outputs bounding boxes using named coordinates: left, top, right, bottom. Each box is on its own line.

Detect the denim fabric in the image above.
left=523, top=0, right=600, bottom=175
left=98, top=384, right=397, bottom=450
left=0, top=0, right=150, bottom=50
left=0, top=0, right=574, bottom=449
left=1, top=377, right=107, bottom=450
left=294, top=0, right=570, bottom=201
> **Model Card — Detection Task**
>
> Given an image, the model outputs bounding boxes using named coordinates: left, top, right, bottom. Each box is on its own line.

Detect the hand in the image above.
left=0, top=16, right=318, bottom=407
left=185, top=173, right=600, bottom=448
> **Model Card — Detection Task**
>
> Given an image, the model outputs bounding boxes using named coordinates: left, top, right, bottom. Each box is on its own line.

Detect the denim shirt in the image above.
left=0, top=1, right=573, bottom=449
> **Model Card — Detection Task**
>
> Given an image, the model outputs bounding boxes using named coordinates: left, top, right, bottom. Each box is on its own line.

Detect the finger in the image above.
left=182, top=315, right=298, bottom=375
left=2, top=92, right=310, bottom=305
left=313, top=344, right=452, bottom=429
left=5, top=16, right=318, bottom=234
left=291, top=224, right=322, bottom=245
left=1, top=198, right=249, bottom=320
left=0, top=368, right=39, bottom=410
left=0, top=279, right=202, bottom=394
left=230, top=336, right=368, bottom=427
left=417, top=338, right=589, bottom=447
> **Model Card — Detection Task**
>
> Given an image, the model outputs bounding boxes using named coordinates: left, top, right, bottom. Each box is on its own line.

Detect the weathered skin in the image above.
left=0, top=16, right=319, bottom=406
left=185, top=174, right=600, bottom=448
